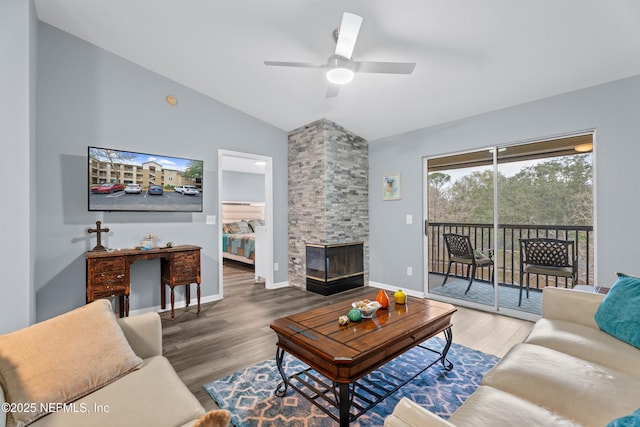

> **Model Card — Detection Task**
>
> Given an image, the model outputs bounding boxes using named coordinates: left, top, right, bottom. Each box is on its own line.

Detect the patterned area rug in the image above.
left=203, top=337, right=499, bottom=426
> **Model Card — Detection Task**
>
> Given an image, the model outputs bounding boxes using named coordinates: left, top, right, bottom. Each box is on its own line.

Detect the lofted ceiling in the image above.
left=34, top=0, right=640, bottom=141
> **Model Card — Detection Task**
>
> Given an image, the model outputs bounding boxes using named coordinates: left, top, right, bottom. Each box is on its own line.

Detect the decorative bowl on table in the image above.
left=352, top=300, right=382, bottom=318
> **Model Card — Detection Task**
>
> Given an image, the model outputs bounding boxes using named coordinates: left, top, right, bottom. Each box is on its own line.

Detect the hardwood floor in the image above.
left=161, top=260, right=534, bottom=411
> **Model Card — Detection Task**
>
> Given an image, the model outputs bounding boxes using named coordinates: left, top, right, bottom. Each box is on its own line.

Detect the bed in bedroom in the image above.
left=222, top=219, right=263, bottom=265
left=221, top=202, right=268, bottom=282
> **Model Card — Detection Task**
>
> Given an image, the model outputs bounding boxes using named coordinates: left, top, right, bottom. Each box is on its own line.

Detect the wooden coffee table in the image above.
left=270, top=295, right=457, bottom=426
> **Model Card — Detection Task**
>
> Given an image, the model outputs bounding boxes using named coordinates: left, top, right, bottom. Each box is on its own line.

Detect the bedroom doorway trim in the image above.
left=218, top=149, right=274, bottom=297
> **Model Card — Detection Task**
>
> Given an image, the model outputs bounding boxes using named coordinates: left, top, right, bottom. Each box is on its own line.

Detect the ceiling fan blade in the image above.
left=326, top=84, right=341, bottom=98
left=354, top=61, right=416, bottom=74
left=334, top=12, right=363, bottom=59
left=264, top=61, right=325, bottom=69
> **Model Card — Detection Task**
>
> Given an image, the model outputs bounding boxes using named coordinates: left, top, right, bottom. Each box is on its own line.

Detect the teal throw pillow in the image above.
left=594, top=273, right=640, bottom=349
left=606, top=408, right=640, bottom=427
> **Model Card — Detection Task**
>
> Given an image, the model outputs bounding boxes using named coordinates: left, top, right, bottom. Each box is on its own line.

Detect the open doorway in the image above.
left=218, top=150, right=274, bottom=298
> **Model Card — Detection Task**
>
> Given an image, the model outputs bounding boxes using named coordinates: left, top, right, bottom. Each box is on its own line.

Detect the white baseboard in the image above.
left=368, top=281, right=425, bottom=299
left=128, top=294, right=222, bottom=317
left=267, top=280, right=289, bottom=289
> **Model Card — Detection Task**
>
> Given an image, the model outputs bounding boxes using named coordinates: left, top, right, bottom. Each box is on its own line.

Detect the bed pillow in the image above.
left=236, top=220, right=251, bottom=233
left=226, top=222, right=241, bottom=233
left=0, top=300, right=143, bottom=426
left=248, top=219, right=265, bottom=232
left=594, top=272, right=640, bottom=349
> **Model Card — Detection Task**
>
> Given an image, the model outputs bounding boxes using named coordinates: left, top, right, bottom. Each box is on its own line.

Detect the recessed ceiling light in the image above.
left=166, top=95, right=177, bottom=105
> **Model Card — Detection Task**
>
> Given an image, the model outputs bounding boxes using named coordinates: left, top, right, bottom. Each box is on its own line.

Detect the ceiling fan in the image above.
left=264, top=12, right=416, bottom=98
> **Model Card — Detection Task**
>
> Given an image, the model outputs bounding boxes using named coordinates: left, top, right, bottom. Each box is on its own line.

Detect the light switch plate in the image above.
left=206, top=215, right=216, bottom=225
left=406, top=214, right=413, bottom=225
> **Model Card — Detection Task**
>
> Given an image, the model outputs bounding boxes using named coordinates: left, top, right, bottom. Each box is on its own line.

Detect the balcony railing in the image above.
left=427, top=222, right=594, bottom=289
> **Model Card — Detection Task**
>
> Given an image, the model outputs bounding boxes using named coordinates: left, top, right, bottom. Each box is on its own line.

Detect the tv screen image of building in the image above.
left=88, top=146, right=203, bottom=212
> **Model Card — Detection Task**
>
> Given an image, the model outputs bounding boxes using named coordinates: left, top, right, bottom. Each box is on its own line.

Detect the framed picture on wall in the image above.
left=383, top=173, right=401, bottom=200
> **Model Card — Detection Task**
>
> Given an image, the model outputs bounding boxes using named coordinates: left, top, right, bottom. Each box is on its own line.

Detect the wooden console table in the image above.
left=85, top=245, right=201, bottom=319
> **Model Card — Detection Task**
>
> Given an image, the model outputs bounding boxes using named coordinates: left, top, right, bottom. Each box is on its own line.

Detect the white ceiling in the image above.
left=34, top=0, right=640, bottom=141
left=221, top=155, right=265, bottom=175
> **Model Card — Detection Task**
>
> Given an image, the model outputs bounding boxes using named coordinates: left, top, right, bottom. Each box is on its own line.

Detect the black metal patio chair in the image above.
left=519, top=238, right=578, bottom=306
left=442, top=233, right=494, bottom=294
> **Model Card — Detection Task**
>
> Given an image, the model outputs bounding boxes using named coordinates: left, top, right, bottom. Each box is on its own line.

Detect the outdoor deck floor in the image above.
left=428, top=274, right=543, bottom=315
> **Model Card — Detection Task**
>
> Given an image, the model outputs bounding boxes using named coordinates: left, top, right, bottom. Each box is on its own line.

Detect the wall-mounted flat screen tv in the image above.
left=88, top=146, right=203, bottom=212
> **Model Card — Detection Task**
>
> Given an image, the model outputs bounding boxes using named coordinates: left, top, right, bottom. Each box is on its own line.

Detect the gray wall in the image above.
left=34, top=23, right=288, bottom=321
left=0, top=0, right=37, bottom=333
left=221, top=171, right=265, bottom=202
left=369, top=75, right=640, bottom=293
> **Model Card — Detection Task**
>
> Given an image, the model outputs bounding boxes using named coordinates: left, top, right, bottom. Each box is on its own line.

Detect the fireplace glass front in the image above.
left=306, top=242, right=364, bottom=295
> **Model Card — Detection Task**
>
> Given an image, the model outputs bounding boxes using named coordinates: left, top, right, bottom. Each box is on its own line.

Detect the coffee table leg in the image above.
left=274, top=346, right=289, bottom=397
left=441, top=326, right=454, bottom=371
left=337, top=382, right=350, bottom=427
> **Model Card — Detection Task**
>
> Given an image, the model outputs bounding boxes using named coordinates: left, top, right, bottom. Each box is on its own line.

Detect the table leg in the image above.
left=196, top=283, right=201, bottom=314
left=274, top=347, right=289, bottom=397
left=160, top=282, right=166, bottom=309
left=185, top=283, right=190, bottom=307
left=118, top=295, right=125, bottom=318
left=336, top=382, right=351, bottom=427
left=440, top=327, right=454, bottom=371
left=170, top=286, right=175, bottom=320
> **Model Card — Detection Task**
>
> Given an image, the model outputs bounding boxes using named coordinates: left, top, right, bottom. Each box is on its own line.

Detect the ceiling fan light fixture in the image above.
left=326, top=55, right=354, bottom=85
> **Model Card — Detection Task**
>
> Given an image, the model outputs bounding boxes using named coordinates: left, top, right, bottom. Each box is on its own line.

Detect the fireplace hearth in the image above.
left=306, top=242, right=364, bottom=296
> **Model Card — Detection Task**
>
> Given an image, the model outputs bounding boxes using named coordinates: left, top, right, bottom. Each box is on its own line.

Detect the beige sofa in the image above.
left=385, top=287, right=640, bottom=427
left=0, top=300, right=206, bottom=427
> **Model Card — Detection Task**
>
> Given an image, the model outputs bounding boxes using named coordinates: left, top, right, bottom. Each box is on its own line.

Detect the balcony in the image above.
left=427, top=222, right=594, bottom=299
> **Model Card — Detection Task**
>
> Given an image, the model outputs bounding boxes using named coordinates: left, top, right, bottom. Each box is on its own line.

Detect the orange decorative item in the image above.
left=376, top=290, right=390, bottom=309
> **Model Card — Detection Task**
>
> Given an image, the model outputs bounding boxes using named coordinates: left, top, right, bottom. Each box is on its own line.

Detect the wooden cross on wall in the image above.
left=88, top=221, right=110, bottom=252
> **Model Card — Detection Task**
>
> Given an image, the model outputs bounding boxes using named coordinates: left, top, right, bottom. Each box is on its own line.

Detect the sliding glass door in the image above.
left=425, top=134, right=594, bottom=318
left=426, top=148, right=495, bottom=309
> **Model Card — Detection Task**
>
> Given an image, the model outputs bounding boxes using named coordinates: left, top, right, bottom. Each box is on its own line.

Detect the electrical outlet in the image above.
left=407, top=266, right=413, bottom=276
left=274, top=263, right=279, bottom=271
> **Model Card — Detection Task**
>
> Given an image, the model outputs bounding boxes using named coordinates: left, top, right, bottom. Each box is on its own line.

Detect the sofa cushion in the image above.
left=595, top=272, right=640, bottom=349
left=29, top=356, right=205, bottom=427
left=448, top=386, right=581, bottom=427
left=525, top=318, right=640, bottom=380
left=384, top=397, right=456, bottom=427
left=0, top=300, right=143, bottom=427
left=481, top=343, right=640, bottom=427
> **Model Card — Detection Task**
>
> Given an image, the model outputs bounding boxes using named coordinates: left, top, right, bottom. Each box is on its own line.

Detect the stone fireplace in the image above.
left=288, top=118, right=369, bottom=294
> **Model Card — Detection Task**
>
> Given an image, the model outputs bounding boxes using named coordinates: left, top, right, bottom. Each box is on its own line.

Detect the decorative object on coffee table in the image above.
left=88, top=220, right=110, bottom=251
left=394, top=289, right=407, bottom=304
left=376, top=289, right=390, bottom=309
